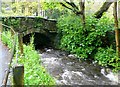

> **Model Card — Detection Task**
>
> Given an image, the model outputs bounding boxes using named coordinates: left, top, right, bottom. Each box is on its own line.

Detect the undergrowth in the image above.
left=2, top=30, right=56, bottom=85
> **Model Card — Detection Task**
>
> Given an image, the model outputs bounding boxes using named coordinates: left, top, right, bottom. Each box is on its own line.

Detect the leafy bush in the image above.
left=94, top=47, right=120, bottom=72
left=57, top=14, right=120, bottom=71
left=57, top=15, right=114, bottom=59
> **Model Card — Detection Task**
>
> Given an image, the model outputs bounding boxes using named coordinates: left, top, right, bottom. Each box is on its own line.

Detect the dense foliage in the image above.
left=1, top=30, right=14, bottom=49
left=57, top=15, right=113, bottom=58
left=57, top=15, right=120, bottom=71
left=94, top=47, right=120, bottom=72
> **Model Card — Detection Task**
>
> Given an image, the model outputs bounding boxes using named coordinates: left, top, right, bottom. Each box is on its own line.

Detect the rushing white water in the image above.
left=40, top=48, right=119, bottom=85
left=101, top=68, right=119, bottom=83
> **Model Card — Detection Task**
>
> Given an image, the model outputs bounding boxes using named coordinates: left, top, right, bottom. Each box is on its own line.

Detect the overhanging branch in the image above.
left=94, top=1, right=113, bottom=18
left=60, top=0, right=82, bottom=15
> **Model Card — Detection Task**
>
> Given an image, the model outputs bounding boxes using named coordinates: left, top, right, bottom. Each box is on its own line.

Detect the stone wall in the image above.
left=2, top=17, right=57, bottom=36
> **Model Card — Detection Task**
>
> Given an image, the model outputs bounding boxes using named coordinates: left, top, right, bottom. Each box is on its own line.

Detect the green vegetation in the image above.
left=19, top=40, right=56, bottom=85
left=1, top=1, right=119, bottom=86
left=57, top=14, right=120, bottom=71
left=94, top=47, right=120, bottom=72
left=57, top=14, right=113, bottom=58
left=1, top=30, right=14, bottom=49
left=2, top=30, right=56, bottom=85
left=1, top=0, right=119, bottom=80
left=1, top=1, right=64, bottom=18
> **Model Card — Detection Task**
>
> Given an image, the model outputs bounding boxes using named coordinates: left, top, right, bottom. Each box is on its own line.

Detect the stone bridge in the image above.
left=2, top=17, right=58, bottom=49
left=2, top=17, right=57, bottom=37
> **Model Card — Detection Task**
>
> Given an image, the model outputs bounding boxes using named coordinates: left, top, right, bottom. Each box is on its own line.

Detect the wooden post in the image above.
left=10, top=26, right=14, bottom=37
left=13, top=65, right=24, bottom=87
left=18, top=33, right=23, bottom=54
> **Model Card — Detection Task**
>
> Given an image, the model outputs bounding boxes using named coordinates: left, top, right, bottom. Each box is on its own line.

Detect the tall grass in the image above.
left=1, top=30, right=14, bottom=49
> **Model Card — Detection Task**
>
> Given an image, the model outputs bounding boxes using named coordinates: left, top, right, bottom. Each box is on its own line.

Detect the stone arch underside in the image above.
left=23, top=32, right=53, bottom=50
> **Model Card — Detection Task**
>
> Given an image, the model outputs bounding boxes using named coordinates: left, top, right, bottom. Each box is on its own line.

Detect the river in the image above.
left=39, top=48, right=119, bottom=85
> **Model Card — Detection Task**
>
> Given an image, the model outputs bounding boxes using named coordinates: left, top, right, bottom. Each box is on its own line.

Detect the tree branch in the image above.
left=94, top=1, right=113, bottom=18
left=60, top=2, right=73, bottom=11
left=60, top=0, right=82, bottom=15
left=65, top=0, right=79, bottom=10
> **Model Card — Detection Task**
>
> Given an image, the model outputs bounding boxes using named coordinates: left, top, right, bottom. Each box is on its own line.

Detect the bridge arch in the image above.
left=23, top=32, right=53, bottom=50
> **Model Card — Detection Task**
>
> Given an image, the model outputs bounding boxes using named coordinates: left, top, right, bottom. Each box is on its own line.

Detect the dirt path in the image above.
left=0, top=41, right=11, bottom=86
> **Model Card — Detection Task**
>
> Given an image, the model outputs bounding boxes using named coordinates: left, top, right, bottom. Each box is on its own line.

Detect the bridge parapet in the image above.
left=2, top=17, right=57, bottom=36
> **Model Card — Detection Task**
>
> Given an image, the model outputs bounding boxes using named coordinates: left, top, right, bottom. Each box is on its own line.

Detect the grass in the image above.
left=1, top=30, right=14, bottom=49
left=1, top=30, right=56, bottom=85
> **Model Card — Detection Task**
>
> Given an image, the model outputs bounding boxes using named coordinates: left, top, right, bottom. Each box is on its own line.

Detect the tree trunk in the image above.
left=0, top=0, right=2, bottom=40
left=113, top=1, right=120, bottom=56
left=79, top=0, right=85, bottom=27
left=94, top=1, right=113, bottom=18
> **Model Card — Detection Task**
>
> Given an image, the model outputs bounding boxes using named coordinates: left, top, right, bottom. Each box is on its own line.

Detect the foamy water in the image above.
left=40, top=48, right=119, bottom=85
left=101, top=68, right=119, bottom=83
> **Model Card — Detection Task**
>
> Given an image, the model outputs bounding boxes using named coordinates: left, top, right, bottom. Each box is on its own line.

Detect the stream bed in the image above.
left=39, top=48, right=119, bottom=85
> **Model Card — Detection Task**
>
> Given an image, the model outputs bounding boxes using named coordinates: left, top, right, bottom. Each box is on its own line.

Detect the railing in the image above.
left=0, top=23, right=24, bottom=86
left=39, top=10, right=47, bottom=18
